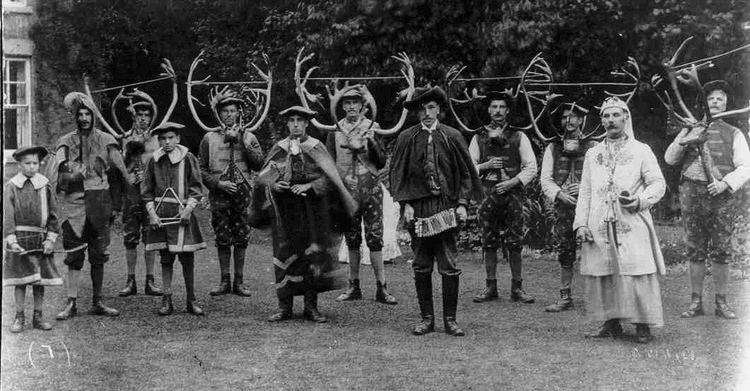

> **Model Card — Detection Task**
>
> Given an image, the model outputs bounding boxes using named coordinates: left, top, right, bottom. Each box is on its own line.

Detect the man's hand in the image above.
left=291, top=183, right=312, bottom=196
left=148, top=211, right=160, bottom=229
left=495, top=177, right=520, bottom=195
left=218, top=180, right=238, bottom=194
left=556, top=191, right=577, bottom=206
left=576, top=226, right=594, bottom=244
left=403, top=203, right=415, bottom=224
left=179, top=206, right=194, bottom=225
left=707, top=180, right=729, bottom=197
left=455, top=205, right=467, bottom=225
left=272, top=181, right=290, bottom=193
left=225, top=125, right=241, bottom=142
left=8, top=242, right=24, bottom=252
left=480, top=157, right=503, bottom=172
left=619, top=194, right=640, bottom=213
left=42, top=240, right=55, bottom=254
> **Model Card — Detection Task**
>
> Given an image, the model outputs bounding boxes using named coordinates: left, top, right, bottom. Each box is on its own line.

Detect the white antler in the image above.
left=186, top=51, right=221, bottom=132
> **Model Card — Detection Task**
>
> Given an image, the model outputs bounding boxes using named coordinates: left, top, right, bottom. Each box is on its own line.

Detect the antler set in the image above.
left=294, top=47, right=415, bottom=136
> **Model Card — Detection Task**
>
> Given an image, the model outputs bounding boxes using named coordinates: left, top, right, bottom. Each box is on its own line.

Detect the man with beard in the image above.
left=327, top=88, right=397, bottom=305
left=118, top=101, right=163, bottom=297
left=199, top=96, right=264, bottom=297
left=45, top=92, right=131, bottom=320
left=470, top=91, right=537, bottom=304
left=540, top=102, right=597, bottom=312
left=665, top=80, right=750, bottom=320
left=390, top=86, right=483, bottom=336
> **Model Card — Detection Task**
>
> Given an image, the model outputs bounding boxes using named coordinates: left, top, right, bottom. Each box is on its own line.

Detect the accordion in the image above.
left=414, top=208, right=458, bottom=238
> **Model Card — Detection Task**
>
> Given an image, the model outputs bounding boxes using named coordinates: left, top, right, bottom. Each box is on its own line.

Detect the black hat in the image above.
left=12, top=145, right=48, bottom=161
left=149, top=122, right=185, bottom=136
left=279, top=106, right=317, bottom=119
left=403, top=86, right=448, bottom=110
left=551, top=101, right=589, bottom=123
left=703, top=80, right=732, bottom=97
left=215, top=96, right=245, bottom=111
left=130, top=101, right=155, bottom=113
left=482, top=90, right=514, bottom=106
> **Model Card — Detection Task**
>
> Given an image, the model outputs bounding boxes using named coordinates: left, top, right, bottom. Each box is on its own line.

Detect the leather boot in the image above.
left=585, top=319, right=623, bottom=338
left=336, top=279, right=362, bottom=301
left=32, top=310, right=52, bottom=331
left=56, top=298, right=77, bottom=320
left=473, top=279, right=499, bottom=303
left=303, top=291, right=327, bottom=323
left=412, top=272, right=435, bottom=335
left=268, top=295, right=293, bottom=322
left=144, top=275, right=163, bottom=296
left=90, top=297, right=120, bottom=317
left=375, top=281, right=398, bottom=305
left=635, top=324, right=653, bottom=344
left=158, top=294, right=174, bottom=316
left=118, top=274, right=137, bottom=296
left=209, top=274, right=231, bottom=296
left=186, top=300, right=205, bottom=316
left=232, top=274, right=252, bottom=297
left=10, top=312, right=24, bottom=333
left=545, top=288, right=573, bottom=312
left=715, top=294, right=737, bottom=319
left=680, top=292, right=704, bottom=318
left=442, top=275, right=465, bottom=337
left=510, top=279, right=535, bottom=303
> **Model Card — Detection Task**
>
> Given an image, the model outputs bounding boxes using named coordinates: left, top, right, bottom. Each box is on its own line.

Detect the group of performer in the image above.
left=3, top=61, right=748, bottom=345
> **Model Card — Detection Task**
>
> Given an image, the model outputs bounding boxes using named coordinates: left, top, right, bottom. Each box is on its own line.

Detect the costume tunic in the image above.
left=3, top=173, right=63, bottom=286
left=122, top=127, right=160, bottom=249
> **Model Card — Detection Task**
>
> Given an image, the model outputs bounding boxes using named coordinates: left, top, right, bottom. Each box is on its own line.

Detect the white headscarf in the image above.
left=599, top=97, right=634, bottom=139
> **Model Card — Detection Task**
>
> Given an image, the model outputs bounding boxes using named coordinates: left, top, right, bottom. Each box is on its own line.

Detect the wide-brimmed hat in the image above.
left=403, top=86, right=448, bottom=110
left=149, top=121, right=185, bottom=136
left=12, top=145, right=48, bottom=161
left=279, top=106, right=317, bottom=119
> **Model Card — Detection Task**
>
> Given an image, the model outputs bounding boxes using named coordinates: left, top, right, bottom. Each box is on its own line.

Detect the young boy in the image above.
left=4, top=146, right=63, bottom=332
left=141, top=122, right=207, bottom=316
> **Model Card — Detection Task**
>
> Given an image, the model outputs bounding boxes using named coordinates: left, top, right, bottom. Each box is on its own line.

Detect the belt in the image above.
left=15, top=226, right=47, bottom=233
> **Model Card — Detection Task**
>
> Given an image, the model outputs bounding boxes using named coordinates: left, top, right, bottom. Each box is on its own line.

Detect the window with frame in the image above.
left=3, top=57, right=31, bottom=154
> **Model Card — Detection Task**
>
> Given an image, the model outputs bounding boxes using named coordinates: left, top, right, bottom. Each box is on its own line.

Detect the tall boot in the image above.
left=182, top=255, right=204, bottom=316
left=680, top=292, right=704, bottom=318
left=118, top=274, right=137, bottom=296
left=375, top=281, right=398, bottom=305
left=158, top=294, right=174, bottom=316
left=232, top=273, right=252, bottom=297
left=545, top=289, right=573, bottom=312
left=412, top=272, right=435, bottom=335
left=510, top=279, right=535, bottom=304
left=144, top=275, right=163, bottom=296
left=509, top=248, right=534, bottom=303
left=10, top=311, right=24, bottom=333
left=209, top=273, right=231, bottom=296
left=56, top=298, right=77, bottom=320
left=473, top=279, right=498, bottom=303
left=715, top=294, right=737, bottom=319
left=336, top=279, right=362, bottom=301
left=442, top=274, right=465, bottom=336
left=303, top=291, right=327, bottom=323
left=268, top=295, right=293, bottom=322
left=90, top=264, right=120, bottom=316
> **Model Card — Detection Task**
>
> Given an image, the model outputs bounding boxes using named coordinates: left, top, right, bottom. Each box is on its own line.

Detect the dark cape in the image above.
left=389, top=123, right=483, bottom=204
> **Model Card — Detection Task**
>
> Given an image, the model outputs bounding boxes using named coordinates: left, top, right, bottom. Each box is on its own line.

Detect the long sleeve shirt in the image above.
left=4, top=173, right=60, bottom=245
left=539, top=144, right=560, bottom=202
left=469, top=130, right=537, bottom=186
left=141, top=145, right=203, bottom=211
left=198, top=130, right=264, bottom=191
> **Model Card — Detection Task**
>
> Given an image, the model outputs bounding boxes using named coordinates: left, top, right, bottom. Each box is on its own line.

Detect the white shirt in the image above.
left=468, top=129, right=537, bottom=186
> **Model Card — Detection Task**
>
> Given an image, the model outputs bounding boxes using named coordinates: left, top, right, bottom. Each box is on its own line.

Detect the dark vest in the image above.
left=681, top=119, right=736, bottom=180
left=477, top=128, right=522, bottom=184
left=550, top=140, right=596, bottom=185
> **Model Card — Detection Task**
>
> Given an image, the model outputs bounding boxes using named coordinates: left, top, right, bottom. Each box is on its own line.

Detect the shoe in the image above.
left=209, top=274, right=231, bottom=296
left=545, top=289, right=573, bottom=312
left=680, top=293, right=704, bottom=318
left=303, top=292, right=327, bottom=323
left=715, top=294, right=737, bottom=319
left=473, top=279, right=499, bottom=303
left=444, top=317, right=465, bottom=336
left=413, top=272, right=434, bottom=335
left=375, top=281, right=398, bottom=305
left=635, top=324, right=653, bottom=344
left=118, top=275, right=137, bottom=296
left=232, top=274, right=252, bottom=297
left=144, top=275, right=163, bottom=296
left=336, top=279, right=362, bottom=301
left=90, top=297, right=120, bottom=317
left=10, top=312, right=24, bottom=333
left=158, top=294, right=174, bottom=316
left=56, top=298, right=77, bottom=320
left=186, top=300, right=205, bottom=316
left=510, top=279, right=535, bottom=303
left=32, top=310, right=52, bottom=331
left=413, top=315, right=435, bottom=335
left=268, top=296, right=293, bottom=322
left=585, top=319, right=623, bottom=338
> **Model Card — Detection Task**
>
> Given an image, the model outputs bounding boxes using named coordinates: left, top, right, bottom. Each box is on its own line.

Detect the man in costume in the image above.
left=664, top=80, right=750, bottom=319
left=256, top=106, right=352, bottom=323
left=45, top=92, right=131, bottom=319
left=390, top=86, right=483, bottom=336
left=199, top=96, right=264, bottom=297
left=575, top=96, right=666, bottom=343
left=118, top=100, right=163, bottom=297
left=326, top=88, right=397, bottom=305
left=142, top=122, right=207, bottom=316
left=469, top=91, right=537, bottom=304
left=540, top=102, right=597, bottom=312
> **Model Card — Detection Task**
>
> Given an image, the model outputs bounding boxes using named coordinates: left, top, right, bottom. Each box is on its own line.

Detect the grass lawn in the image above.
left=2, top=208, right=749, bottom=390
